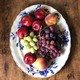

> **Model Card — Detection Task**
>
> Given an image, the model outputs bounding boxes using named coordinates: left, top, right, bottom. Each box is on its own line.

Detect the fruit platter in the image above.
left=10, top=4, right=71, bottom=78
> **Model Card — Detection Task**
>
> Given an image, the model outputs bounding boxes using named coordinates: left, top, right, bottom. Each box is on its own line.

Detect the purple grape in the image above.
left=55, top=41, right=61, bottom=50
left=45, top=49, right=49, bottom=53
left=39, top=37, right=42, bottom=40
left=52, top=52, right=57, bottom=58
left=47, top=37, right=52, bottom=41
left=46, top=53, right=50, bottom=58
left=49, top=26, right=54, bottom=32
left=50, top=53, right=53, bottom=58
left=42, top=44, right=45, bottom=47
left=40, top=47, right=45, bottom=52
left=45, top=34, right=49, bottom=39
left=50, top=40, right=55, bottom=45
left=46, top=44, right=50, bottom=49
left=38, top=51, right=42, bottom=54
left=49, top=50, right=53, bottom=53
left=45, top=28, right=50, bottom=34
left=42, top=40, right=46, bottom=44
left=41, top=31, right=45, bottom=36
left=46, top=40, right=50, bottom=45
left=53, top=36, right=56, bottom=40
left=41, top=36, right=45, bottom=40
left=57, top=50, right=61, bottom=57
left=50, top=33, right=53, bottom=38
left=50, top=45, right=54, bottom=50
left=40, top=53, right=45, bottom=57
left=53, top=48, right=58, bottom=53
left=36, top=24, right=68, bottom=60
left=48, top=46, right=50, bottom=50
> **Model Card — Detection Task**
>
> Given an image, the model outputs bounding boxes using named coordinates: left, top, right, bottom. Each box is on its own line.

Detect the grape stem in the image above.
left=38, top=26, right=47, bottom=37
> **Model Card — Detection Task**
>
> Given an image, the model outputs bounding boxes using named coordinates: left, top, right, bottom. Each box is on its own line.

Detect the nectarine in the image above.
left=33, top=58, right=48, bottom=71
left=45, top=13, right=59, bottom=26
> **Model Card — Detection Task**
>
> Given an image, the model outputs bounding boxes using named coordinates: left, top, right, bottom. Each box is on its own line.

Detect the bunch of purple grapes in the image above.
left=37, top=26, right=68, bottom=60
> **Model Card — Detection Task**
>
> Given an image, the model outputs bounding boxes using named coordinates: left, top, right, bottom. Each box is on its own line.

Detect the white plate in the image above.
left=10, top=4, right=71, bottom=78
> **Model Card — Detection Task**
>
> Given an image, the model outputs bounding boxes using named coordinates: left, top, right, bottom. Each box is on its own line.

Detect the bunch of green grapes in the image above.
left=20, top=32, right=38, bottom=53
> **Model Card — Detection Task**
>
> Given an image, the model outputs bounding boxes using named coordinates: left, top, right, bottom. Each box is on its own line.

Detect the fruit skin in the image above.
left=33, top=46, right=38, bottom=50
left=30, top=47, right=35, bottom=53
left=30, top=32, right=34, bottom=37
left=24, top=46, right=31, bottom=53
left=33, top=58, right=48, bottom=71
left=30, top=41, right=35, bottom=46
left=33, top=37, right=38, bottom=42
left=18, top=27, right=29, bottom=39
left=25, top=36, right=32, bottom=42
left=20, top=39, right=25, bottom=44
left=45, top=13, right=58, bottom=26
left=32, top=20, right=42, bottom=31
left=34, top=8, right=46, bottom=20
left=24, top=53, right=36, bottom=65
left=21, top=15, right=33, bottom=27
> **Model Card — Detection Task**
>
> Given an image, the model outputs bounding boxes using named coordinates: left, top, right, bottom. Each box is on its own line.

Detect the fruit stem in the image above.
left=38, top=26, right=47, bottom=37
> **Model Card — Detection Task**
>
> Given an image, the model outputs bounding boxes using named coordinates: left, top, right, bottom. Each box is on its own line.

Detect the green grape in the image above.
left=24, top=41, right=29, bottom=46
left=20, top=39, right=26, bottom=45
left=34, top=46, right=38, bottom=50
left=30, top=41, right=35, bottom=46
left=34, top=35, right=37, bottom=38
left=25, top=46, right=31, bottom=52
left=30, top=32, right=34, bottom=37
left=24, top=37, right=27, bottom=40
left=26, top=49, right=30, bottom=53
left=33, top=37, right=38, bottom=42
left=24, top=36, right=32, bottom=42
left=25, top=45, right=30, bottom=49
left=30, top=47, right=35, bottom=53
